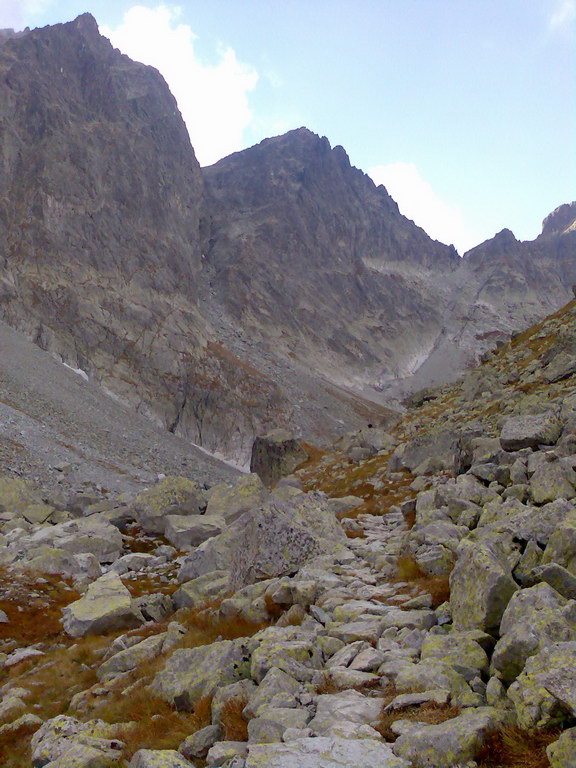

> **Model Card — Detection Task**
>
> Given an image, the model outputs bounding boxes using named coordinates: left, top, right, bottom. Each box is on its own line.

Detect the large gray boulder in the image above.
left=164, top=514, right=225, bottom=550
left=500, top=412, right=562, bottom=451
left=62, top=572, right=144, bottom=637
left=245, top=737, right=408, bottom=768
left=547, top=727, right=576, bottom=767
left=31, top=715, right=123, bottom=767
left=205, top=473, right=268, bottom=524
left=129, top=750, right=194, bottom=768
left=491, top=583, right=576, bottom=682
left=529, top=460, right=576, bottom=504
left=542, top=516, right=576, bottom=574
left=508, top=641, right=576, bottom=729
left=250, top=429, right=308, bottom=486
left=392, top=707, right=504, bottom=768
left=450, top=538, right=518, bottom=634
left=307, top=690, right=382, bottom=736
left=400, top=429, right=459, bottom=474
left=178, top=492, right=347, bottom=589
left=133, top=477, right=207, bottom=535
left=151, top=639, right=251, bottom=708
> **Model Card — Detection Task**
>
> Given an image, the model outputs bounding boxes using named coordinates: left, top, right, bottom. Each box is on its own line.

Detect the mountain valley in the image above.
left=0, top=12, right=575, bottom=768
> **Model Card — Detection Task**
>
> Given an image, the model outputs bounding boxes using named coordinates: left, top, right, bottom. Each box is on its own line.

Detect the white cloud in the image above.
left=369, top=162, right=476, bottom=253
left=0, top=0, right=53, bottom=29
left=550, top=0, right=576, bottom=29
left=102, top=5, right=258, bottom=166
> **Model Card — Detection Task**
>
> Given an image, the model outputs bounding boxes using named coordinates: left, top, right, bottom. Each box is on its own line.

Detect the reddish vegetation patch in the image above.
left=299, top=449, right=415, bottom=519
left=394, top=553, right=452, bottom=608
left=220, top=696, right=250, bottom=741
left=375, top=703, right=462, bottom=742
left=0, top=567, right=80, bottom=647
left=477, top=726, right=561, bottom=768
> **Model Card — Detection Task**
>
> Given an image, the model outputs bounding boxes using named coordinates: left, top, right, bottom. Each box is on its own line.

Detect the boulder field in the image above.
left=3, top=300, right=576, bottom=766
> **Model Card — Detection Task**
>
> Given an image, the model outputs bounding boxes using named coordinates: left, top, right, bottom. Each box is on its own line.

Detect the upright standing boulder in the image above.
left=250, top=430, right=308, bottom=487
left=450, top=539, right=518, bottom=634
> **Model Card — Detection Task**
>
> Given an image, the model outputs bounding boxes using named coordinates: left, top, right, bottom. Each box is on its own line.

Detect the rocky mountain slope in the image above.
left=0, top=14, right=574, bottom=465
left=3, top=288, right=576, bottom=767
left=0, top=318, right=237, bottom=497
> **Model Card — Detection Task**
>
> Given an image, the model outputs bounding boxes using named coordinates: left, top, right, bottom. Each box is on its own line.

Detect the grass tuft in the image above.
left=477, top=725, right=562, bottom=768
left=375, top=702, right=461, bottom=742
left=220, top=696, right=250, bottom=741
left=394, top=553, right=451, bottom=608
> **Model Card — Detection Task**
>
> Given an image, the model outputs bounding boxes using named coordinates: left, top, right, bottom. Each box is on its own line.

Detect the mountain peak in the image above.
left=541, top=202, right=576, bottom=237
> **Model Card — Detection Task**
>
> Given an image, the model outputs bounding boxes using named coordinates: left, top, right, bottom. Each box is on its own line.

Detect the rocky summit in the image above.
left=1, top=10, right=576, bottom=768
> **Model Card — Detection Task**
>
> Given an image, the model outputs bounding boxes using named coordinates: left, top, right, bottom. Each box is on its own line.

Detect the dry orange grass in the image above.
left=344, top=528, right=367, bottom=539
left=220, top=696, right=250, bottom=741
left=394, top=553, right=451, bottom=608
left=476, top=726, right=561, bottom=768
left=375, top=702, right=461, bottom=742
left=264, top=592, right=285, bottom=620
left=0, top=718, right=41, bottom=768
left=315, top=674, right=387, bottom=696
left=94, top=689, right=213, bottom=759
left=0, top=567, right=80, bottom=646
left=177, top=600, right=269, bottom=643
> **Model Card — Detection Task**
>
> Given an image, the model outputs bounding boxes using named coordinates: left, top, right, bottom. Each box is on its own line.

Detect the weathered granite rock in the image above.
left=205, top=474, right=268, bottom=524
left=530, top=460, right=576, bottom=504
left=500, top=412, right=562, bottom=451
left=508, top=641, right=576, bottom=728
left=151, top=640, right=251, bottom=708
left=420, top=632, right=489, bottom=674
left=392, top=707, right=503, bottom=768
left=450, top=539, right=518, bottom=634
left=178, top=493, right=347, bottom=589
left=250, top=430, right=308, bottom=486
left=251, top=638, right=322, bottom=683
left=97, top=633, right=166, bottom=681
left=307, top=690, right=382, bottom=736
left=31, top=715, right=122, bottom=767
left=245, top=736, right=408, bottom=767
left=173, top=571, right=232, bottom=609
left=133, top=478, right=206, bottom=535
left=491, top=583, right=576, bottom=682
left=164, top=514, right=225, bottom=550
left=62, top=573, right=144, bottom=637
left=547, top=727, right=576, bottom=768
left=205, top=741, right=248, bottom=766
left=129, top=750, right=195, bottom=768
left=542, top=516, right=576, bottom=574
left=180, top=725, right=222, bottom=761
left=394, top=660, right=477, bottom=706
left=248, top=706, right=310, bottom=743
left=533, top=563, right=576, bottom=599
left=202, top=682, right=251, bottom=728
left=244, top=667, right=302, bottom=718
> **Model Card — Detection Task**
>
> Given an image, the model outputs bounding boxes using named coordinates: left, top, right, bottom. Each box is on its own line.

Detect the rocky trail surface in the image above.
left=3, top=299, right=576, bottom=766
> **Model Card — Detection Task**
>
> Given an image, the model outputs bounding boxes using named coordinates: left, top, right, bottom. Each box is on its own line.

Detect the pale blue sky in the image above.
left=1, top=0, right=574, bottom=252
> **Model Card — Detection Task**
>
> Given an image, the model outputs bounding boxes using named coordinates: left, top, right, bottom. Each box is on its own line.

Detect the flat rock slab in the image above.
left=500, top=413, right=562, bottom=451
left=62, top=572, right=143, bottom=637
left=129, top=749, right=194, bottom=767
left=245, top=736, right=409, bottom=767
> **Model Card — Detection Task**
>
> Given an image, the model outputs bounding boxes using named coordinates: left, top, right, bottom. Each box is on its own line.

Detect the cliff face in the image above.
left=0, top=13, right=209, bottom=420
left=0, top=14, right=574, bottom=462
left=202, top=128, right=461, bottom=391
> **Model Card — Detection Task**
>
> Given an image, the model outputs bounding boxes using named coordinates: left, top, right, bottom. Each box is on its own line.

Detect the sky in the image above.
left=1, top=1, right=574, bottom=253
